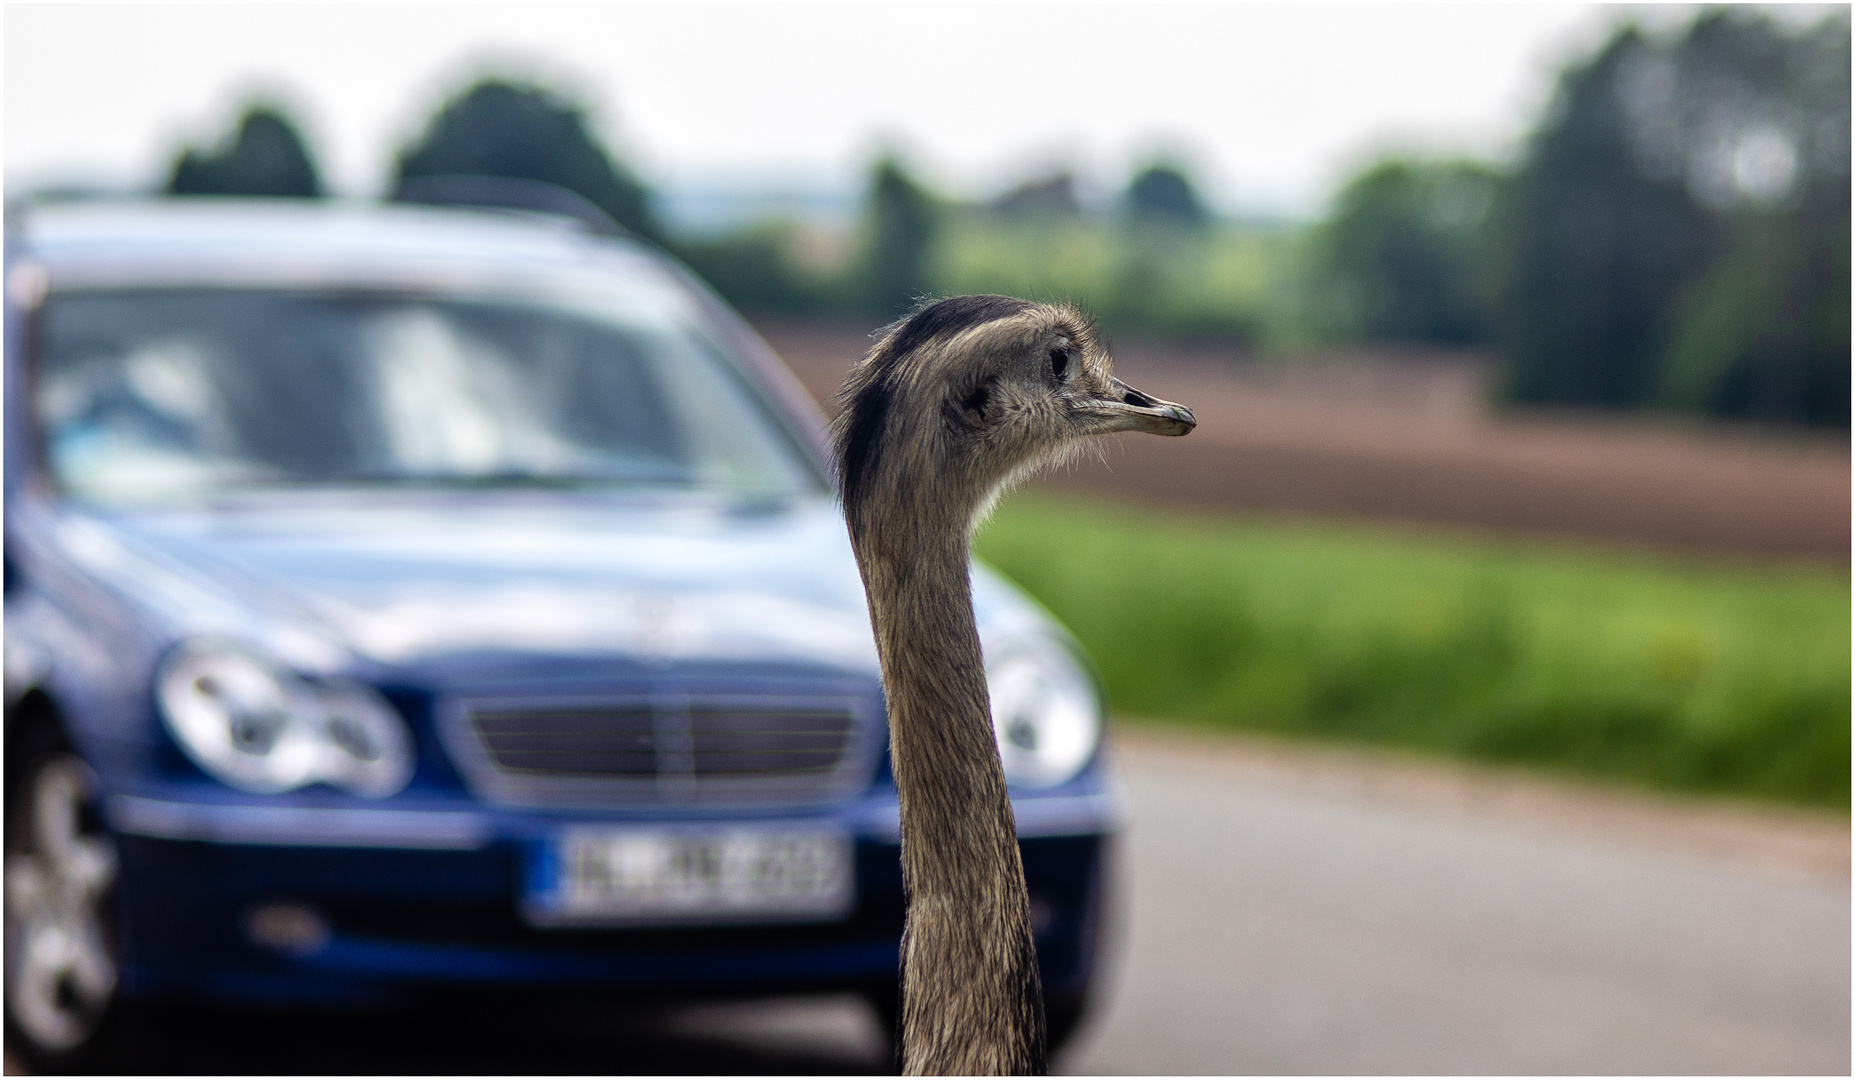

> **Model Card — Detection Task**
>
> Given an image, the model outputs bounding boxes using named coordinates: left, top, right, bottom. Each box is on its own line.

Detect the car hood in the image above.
left=49, top=491, right=907, bottom=679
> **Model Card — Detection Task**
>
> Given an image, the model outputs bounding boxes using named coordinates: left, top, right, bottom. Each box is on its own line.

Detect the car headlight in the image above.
left=156, top=640, right=414, bottom=797
left=987, top=638, right=1102, bottom=789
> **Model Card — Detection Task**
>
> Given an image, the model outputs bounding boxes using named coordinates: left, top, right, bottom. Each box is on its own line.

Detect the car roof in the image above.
left=13, top=198, right=654, bottom=291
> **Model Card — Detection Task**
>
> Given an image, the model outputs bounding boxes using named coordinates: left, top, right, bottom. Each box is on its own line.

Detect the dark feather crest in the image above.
left=882, top=294, right=1034, bottom=362
left=836, top=366, right=896, bottom=519
left=835, top=295, right=1035, bottom=516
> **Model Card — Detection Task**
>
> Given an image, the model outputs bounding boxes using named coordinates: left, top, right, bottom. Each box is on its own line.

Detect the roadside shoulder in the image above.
left=1108, top=721, right=1851, bottom=888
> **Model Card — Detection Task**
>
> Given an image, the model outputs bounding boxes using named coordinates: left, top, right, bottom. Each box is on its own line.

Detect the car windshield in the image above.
left=33, top=285, right=822, bottom=504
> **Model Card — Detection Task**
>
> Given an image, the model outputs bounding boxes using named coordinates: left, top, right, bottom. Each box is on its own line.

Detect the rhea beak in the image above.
left=1084, top=378, right=1197, bottom=436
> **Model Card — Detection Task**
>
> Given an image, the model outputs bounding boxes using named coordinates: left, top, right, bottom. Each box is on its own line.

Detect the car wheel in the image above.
left=4, top=739, right=126, bottom=1072
left=1042, top=988, right=1090, bottom=1057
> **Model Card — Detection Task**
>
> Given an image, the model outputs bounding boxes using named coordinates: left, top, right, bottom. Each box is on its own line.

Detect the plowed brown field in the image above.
left=754, top=320, right=1851, bottom=564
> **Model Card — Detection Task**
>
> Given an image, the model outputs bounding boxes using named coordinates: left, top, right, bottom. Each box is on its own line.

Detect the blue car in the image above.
left=1, top=195, right=1118, bottom=1069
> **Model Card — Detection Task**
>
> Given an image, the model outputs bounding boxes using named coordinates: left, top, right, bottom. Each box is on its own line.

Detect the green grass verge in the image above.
left=974, top=494, right=1851, bottom=810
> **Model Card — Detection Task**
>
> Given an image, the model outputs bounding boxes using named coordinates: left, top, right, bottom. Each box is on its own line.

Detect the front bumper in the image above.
left=105, top=786, right=1118, bottom=1009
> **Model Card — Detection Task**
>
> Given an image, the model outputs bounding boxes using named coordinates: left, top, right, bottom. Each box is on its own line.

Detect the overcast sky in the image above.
left=7, top=3, right=1706, bottom=218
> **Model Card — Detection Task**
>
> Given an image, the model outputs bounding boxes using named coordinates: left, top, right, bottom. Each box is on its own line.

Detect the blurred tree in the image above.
left=857, top=155, right=939, bottom=318
left=1661, top=207, right=1850, bottom=425
left=1653, top=11, right=1850, bottom=426
left=676, top=221, right=827, bottom=315
left=391, top=79, right=662, bottom=242
left=991, top=171, right=1082, bottom=219
left=1498, top=28, right=1719, bottom=410
left=1124, top=162, right=1209, bottom=228
left=167, top=105, right=322, bottom=198
left=1112, top=161, right=1212, bottom=336
left=1317, top=159, right=1499, bottom=346
left=1499, top=9, right=1849, bottom=424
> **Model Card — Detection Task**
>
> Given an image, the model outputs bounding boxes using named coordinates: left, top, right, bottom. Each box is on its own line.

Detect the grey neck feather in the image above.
left=848, top=493, right=1047, bottom=1076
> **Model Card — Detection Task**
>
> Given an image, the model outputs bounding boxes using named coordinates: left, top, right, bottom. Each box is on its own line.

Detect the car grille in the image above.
left=440, top=691, right=880, bottom=808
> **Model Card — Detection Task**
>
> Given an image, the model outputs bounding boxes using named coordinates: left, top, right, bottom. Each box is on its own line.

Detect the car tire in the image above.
left=1042, top=987, right=1091, bottom=1057
left=3, top=718, right=136, bottom=1073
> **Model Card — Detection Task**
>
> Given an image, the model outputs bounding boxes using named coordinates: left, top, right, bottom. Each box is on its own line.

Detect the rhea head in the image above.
left=833, top=296, right=1195, bottom=537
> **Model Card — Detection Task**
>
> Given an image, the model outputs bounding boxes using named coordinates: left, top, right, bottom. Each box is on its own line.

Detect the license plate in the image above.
left=524, top=827, right=853, bottom=926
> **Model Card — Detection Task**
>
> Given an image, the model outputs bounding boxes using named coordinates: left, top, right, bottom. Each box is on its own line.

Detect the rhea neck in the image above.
left=847, top=469, right=1047, bottom=1076
left=847, top=477, right=1001, bottom=838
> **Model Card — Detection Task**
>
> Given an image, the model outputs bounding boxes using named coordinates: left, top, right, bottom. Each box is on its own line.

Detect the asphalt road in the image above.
left=1061, top=737, right=1849, bottom=1074
left=12, top=736, right=1845, bottom=1075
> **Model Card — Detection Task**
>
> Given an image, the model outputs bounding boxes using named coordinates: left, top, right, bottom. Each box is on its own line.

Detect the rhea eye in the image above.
left=1050, top=347, right=1070, bottom=381
left=961, top=382, right=992, bottom=419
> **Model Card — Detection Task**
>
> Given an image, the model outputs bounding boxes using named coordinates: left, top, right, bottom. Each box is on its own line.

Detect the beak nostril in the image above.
left=1098, top=378, right=1191, bottom=435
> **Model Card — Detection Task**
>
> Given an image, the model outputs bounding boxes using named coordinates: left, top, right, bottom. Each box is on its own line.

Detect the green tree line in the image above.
left=161, top=8, right=1847, bottom=428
